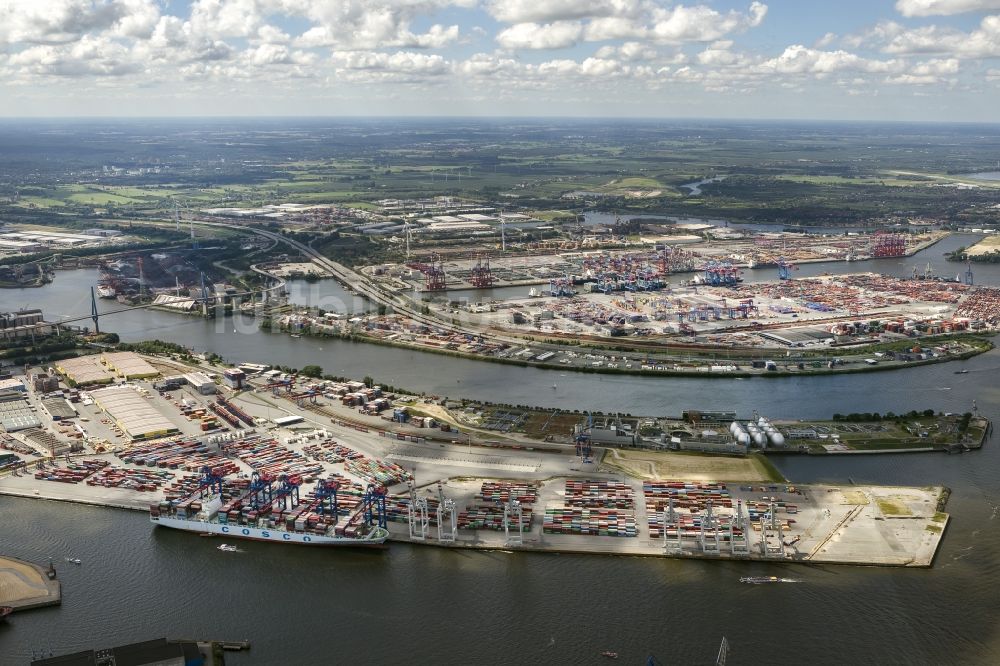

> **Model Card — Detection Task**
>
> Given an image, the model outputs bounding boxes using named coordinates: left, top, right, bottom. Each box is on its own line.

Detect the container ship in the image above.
left=149, top=468, right=390, bottom=547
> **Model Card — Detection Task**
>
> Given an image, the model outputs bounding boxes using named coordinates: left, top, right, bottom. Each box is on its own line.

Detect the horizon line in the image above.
left=0, top=114, right=997, bottom=126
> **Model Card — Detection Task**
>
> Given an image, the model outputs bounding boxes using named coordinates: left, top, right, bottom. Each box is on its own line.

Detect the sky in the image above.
left=2, top=0, right=1000, bottom=120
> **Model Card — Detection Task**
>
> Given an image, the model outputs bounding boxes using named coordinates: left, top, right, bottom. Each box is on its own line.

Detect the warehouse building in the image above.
left=41, top=397, right=77, bottom=421
left=0, top=394, right=40, bottom=432
left=0, top=377, right=26, bottom=393
left=101, top=352, right=159, bottom=379
left=183, top=372, right=216, bottom=395
left=90, top=386, right=180, bottom=441
left=55, top=356, right=115, bottom=386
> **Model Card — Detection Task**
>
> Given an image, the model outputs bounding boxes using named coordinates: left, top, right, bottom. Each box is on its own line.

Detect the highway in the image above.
left=190, top=220, right=500, bottom=339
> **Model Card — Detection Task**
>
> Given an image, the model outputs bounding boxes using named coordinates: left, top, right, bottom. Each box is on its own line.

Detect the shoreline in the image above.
left=0, top=481, right=947, bottom=568
left=268, top=326, right=995, bottom=379
left=0, top=554, right=61, bottom=611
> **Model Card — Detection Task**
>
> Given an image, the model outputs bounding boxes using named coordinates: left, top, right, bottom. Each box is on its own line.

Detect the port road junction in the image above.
left=0, top=358, right=965, bottom=568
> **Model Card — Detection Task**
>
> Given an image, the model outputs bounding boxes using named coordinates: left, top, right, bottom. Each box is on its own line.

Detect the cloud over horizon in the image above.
left=0, top=0, right=996, bottom=120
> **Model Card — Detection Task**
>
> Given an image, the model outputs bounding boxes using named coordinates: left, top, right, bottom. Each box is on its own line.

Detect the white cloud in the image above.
left=0, top=0, right=989, bottom=112
left=895, top=0, right=1000, bottom=16
left=283, top=1, right=464, bottom=50
left=595, top=41, right=659, bottom=61
left=254, top=24, right=291, bottom=45
left=760, top=44, right=902, bottom=74
left=188, top=0, right=261, bottom=38
left=496, top=21, right=584, bottom=49
left=487, top=0, right=629, bottom=24
left=815, top=32, right=836, bottom=48
left=883, top=15, right=1000, bottom=57
left=697, top=40, right=744, bottom=66
left=455, top=52, right=521, bottom=76
left=649, top=1, right=767, bottom=45
left=496, top=2, right=769, bottom=49
left=8, top=34, right=141, bottom=76
left=332, top=50, right=450, bottom=76
left=246, top=43, right=315, bottom=66
left=0, top=0, right=160, bottom=45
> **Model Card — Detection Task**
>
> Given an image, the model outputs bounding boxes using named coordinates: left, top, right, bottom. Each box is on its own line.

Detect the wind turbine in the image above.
left=403, top=221, right=412, bottom=259
left=500, top=218, right=507, bottom=252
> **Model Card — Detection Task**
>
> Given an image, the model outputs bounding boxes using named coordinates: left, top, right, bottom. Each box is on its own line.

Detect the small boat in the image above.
left=217, top=544, right=238, bottom=552
left=740, top=576, right=797, bottom=584
left=552, top=384, right=557, bottom=389
left=199, top=533, right=216, bottom=538
left=954, top=369, right=969, bottom=374
left=64, top=557, right=81, bottom=565
left=600, top=651, right=618, bottom=659
left=0, top=606, right=12, bottom=622
left=290, top=334, right=301, bottom=339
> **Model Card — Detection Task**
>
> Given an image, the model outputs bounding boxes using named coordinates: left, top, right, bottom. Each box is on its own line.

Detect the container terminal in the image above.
left=271, top=269, right=998, bottom=377
left=0, top=352, right=966, bottom=567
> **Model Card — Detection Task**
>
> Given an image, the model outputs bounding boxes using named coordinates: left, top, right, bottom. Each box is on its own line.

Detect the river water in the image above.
left=3, top=235, right=1000, bottom=664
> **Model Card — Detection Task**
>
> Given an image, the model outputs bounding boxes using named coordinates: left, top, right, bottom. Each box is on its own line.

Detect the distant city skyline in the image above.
left=1, top=1, right=1000, bottom=121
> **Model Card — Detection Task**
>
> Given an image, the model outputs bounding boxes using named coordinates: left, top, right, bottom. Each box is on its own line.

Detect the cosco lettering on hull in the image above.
left=219, top=525, right=310, bottom=541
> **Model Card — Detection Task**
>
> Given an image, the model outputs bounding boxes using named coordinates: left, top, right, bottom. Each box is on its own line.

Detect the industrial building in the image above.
left=40, top=397, right=77, bottom=421
left=183, top=372, right=216, bottom=395
left=0, top=229, right=102, bottom=247
left=576, top=419, right=638, bottom=447
left=0, top=377, right=26, bottom=393
left=151, top=294, right=198, bottom=311
left=30, top=372, right=60, bottom=393
left=101, top=352, right=159, bottom=380
left=669, top=435, right=747, bottom=455
left=90, top=386, right=180, bottom=441
left=0, top=309, right=55, bottom=341
left=222, top=368, right=245, bottom=389
left=0, top=238, right=45, bottom=253
left=55, top=356, right=115, bottom=386
left=83, top=228, right=124, bottom=237
left=1, top=309, right=44, bottom=328
left=0, top=392, right=40, bottom=432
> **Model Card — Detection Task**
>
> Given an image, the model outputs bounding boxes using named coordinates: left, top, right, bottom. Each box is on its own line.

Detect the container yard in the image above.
left=270, top=268, right=994, bottom=377
left=475, top=272, right=993, bottom=345
left=363, top=230, right=947, bottom=293
left=0, top=353, right=959, bottom=565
